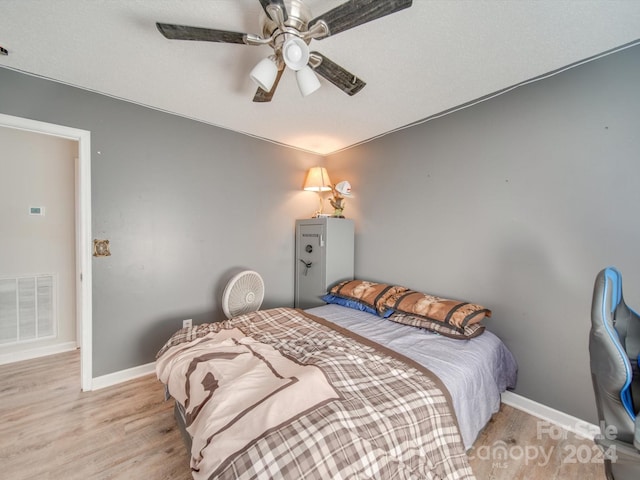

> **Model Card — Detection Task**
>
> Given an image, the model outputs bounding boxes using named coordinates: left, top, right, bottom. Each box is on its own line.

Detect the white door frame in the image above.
left=0, top=113, right=93, bottom=391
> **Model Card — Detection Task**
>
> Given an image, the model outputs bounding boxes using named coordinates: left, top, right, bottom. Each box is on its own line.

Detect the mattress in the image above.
left=305, top=303, right=518, bottom=449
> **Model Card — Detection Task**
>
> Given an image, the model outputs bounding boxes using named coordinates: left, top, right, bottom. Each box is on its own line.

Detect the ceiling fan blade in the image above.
left=309, top=0, right=413, bottom=38
left=253, top=67, right=285, bottom=103
left=310, top=52, right=366, bottom=96
left=156, top=23, right=247, bottom=44
left=258, top=0, right=288, bottom=22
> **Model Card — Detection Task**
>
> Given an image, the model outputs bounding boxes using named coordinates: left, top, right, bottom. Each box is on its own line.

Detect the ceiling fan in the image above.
left=156, top=0, right=413, bottom=102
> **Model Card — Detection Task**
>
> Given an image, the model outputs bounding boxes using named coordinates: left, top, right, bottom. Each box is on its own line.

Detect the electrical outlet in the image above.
left=182, top=319, right=192, bottom=329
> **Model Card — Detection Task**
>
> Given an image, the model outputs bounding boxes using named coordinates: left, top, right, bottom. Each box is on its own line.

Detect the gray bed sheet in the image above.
left=306, top=304, right=518, bottom=449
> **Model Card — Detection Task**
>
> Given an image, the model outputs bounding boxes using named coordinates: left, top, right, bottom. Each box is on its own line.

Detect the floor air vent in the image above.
left=0, top=274, right=56, bottom=345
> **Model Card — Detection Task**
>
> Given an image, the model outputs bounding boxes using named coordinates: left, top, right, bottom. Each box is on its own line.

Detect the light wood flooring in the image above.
left=468, top=403, right=607, bottom=479
left=0, top=350, right=607, bottom=480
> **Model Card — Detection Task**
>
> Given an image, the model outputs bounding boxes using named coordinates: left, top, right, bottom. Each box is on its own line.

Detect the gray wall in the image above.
left=0, top=67, right=323, bottom=377
left=327, top=44, right=640, bottom=423
left=3, top=43, right=639, bottom=423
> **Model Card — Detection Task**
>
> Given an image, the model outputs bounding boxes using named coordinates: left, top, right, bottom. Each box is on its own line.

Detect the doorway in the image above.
left=0, top=113, right=92, bottom=391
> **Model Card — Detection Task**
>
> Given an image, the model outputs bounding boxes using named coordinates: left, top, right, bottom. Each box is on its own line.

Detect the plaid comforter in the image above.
left=156, top=307, right=475, bottom=480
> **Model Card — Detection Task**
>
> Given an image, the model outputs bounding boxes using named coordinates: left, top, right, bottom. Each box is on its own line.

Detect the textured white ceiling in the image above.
left=1, top=1, right=639, bottom=155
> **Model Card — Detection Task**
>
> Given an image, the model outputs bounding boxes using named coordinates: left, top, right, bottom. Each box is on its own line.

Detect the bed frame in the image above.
left=174, top=402, right=192, bottom=452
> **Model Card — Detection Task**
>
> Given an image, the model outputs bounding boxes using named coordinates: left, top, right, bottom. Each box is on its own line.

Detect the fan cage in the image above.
left=222, top=270, right=265, bottom=319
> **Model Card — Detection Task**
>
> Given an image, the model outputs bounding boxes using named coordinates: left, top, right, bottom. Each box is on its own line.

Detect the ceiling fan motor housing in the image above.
left=261, top=0, right=312, bottom=53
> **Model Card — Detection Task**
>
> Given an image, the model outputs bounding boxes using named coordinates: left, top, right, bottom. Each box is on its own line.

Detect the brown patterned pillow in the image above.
left=328, top=280, right=491, bottom=338
left=329, top=280, right=408, bottom=316
left=382, top=290, right=490, bottom=328
left=388, top=312, right=486, bottom=339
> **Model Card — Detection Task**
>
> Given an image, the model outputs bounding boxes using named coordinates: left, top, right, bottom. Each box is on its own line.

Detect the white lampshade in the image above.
left=296, top=66, right=321, bottom=97
left=249, top=57, right=278, bottom=91
left=282, top=37, right=309, bottom=71
left=303, top=167, right=332, bottom=192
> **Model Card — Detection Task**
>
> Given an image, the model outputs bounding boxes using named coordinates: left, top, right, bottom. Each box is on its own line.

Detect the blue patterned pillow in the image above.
left=321, top=293, right=394, bottom=317
left=321, top=294, right=378, bottom=315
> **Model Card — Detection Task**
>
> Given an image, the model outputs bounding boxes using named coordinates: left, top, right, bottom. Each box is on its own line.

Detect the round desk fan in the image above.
left=222, top=270, right=265, bottom=319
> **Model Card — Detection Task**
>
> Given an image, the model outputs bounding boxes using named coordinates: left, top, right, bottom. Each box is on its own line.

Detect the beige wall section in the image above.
left=0, top=126, right=78, bottom=355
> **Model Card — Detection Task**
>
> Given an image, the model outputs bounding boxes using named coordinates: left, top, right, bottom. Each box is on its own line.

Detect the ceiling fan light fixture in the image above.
left=249, top=56, right=279, bottom=91
left=282, top=37, right=309, bottom=71
left=296, top=65, right=321, bottom=97
left=156, top=0, right=415, bottom=102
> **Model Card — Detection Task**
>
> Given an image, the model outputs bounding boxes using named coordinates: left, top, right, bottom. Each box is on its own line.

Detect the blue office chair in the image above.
left=590, top=267, right=640, bottom=479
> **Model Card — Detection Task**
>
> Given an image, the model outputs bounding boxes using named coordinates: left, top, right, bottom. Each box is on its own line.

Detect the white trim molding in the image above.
left=502, top=391, right=600, bottom=441
left=0, top=113, right=92, bottom=391
left=88, top=360, right=601, bottom=443
left=92, top=362, right=156, bottom=391
left=0, top=342, right=77, bottom=366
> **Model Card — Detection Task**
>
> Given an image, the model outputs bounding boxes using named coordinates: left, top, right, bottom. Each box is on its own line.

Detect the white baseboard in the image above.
left=88, top=363, right=600, bottom=442
left=0, top=341, right=78, bottom=366
left=91, top=362, right=156, bottom=391
left=502, top=391, right=599, bottom=440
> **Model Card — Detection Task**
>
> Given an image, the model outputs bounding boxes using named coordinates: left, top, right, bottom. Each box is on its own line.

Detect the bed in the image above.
left=156, top=305, right=517, bottom=479
left=156, top=292, right=517, bottom=480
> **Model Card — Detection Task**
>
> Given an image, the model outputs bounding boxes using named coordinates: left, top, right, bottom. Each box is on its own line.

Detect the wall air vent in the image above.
left=0, top=274, right=56, bottom=345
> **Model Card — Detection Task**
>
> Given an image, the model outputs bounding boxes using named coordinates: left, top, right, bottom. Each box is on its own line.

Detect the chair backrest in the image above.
left=590, top=267, right=640, bottom=445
